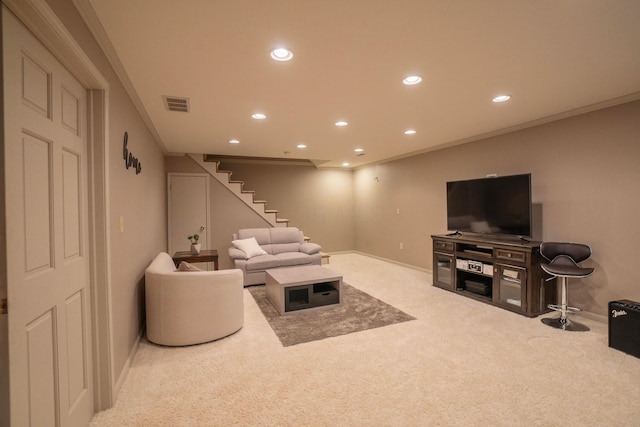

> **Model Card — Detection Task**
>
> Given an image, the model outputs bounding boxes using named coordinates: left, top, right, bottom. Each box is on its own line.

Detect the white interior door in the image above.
left=168, top=173, right=210, bottom=260
left=3, top=8, right=93, bottom=426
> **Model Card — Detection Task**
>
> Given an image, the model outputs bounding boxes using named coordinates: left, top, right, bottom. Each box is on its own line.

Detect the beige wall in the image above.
left=45, top=0, right=167, bottom=393
left=165, top=156, right=356, bottom=269
left=108, top=114, right=165, bottom=384
left=165, top=155, right=274, bottom=270
left=354, top=100, right=640, bottom=316
left=0, top=7, right=7, bottom=420
left=217, top=162, right=356, bottom=253
left=182, top=101, right=640, bottom=317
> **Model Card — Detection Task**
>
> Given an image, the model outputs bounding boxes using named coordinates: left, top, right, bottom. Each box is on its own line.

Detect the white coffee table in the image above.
left=265, top=265, right=343, bottom=315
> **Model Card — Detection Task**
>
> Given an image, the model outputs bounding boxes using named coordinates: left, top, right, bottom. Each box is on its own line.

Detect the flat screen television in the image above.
left=446, top=173, right=532, bottom=238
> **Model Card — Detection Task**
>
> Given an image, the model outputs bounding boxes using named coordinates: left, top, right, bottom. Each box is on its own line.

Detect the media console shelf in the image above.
left=431, top=234, right=555, bottom=317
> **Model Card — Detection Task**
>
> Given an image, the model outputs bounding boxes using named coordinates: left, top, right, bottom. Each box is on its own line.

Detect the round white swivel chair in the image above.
left=539, top=242, right=593, bottom=331
left=145, top=252, right=244, bottom=346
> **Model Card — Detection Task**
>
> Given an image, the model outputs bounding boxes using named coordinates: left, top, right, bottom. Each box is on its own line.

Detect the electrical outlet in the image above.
left=399, top=242, right=404, bottom=250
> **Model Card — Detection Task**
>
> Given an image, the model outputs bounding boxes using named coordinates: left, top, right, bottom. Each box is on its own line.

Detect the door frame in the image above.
left=1, top=0, right=115, bottom=415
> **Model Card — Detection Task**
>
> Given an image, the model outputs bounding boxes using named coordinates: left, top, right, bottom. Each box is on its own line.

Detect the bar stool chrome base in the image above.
left=541, top=299, right=590, bottom=332
left=540, top=269, right=591, bottom=331
left=541, top=316, right=589, bottom=331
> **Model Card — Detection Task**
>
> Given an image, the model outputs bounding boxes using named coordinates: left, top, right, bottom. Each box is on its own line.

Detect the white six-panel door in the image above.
left=168, top=173, right=210, bottom=259
left=3, top=8, right=93, bottom=426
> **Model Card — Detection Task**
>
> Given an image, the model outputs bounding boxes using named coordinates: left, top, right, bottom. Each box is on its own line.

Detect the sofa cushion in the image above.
left=244, top=254, right=281, bottom=271
left=228, top=247, right=248, bottom=260
left=300, top=242, right=321, bottom=255
left=270, top=227, right=303, bottom=244
left=232, top=237, right=268, bottom=258
left=276, top=252, right=314, bottom=267
left=237, top=228, right=271, bottom=245
left=177, top=261, right=202, bottom=272
left=271, top=242, right=301, bottom=255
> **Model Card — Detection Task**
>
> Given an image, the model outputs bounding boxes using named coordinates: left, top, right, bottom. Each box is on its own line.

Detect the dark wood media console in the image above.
left=431, top=234, right=555, bottom=317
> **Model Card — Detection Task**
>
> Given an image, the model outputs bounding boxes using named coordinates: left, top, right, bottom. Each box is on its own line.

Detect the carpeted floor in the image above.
left=249, top=282, right=415, bottom=346
left=89, top=253, right=640, bottom=426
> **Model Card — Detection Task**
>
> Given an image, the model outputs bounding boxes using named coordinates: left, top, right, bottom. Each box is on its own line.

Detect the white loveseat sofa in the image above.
left=228, top=227, right=322, bottom=286
left=145, top=252, right=244, bottom=346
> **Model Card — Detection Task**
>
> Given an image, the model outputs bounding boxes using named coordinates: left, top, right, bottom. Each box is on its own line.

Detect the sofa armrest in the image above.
left=300, top=242, right=321, bottom=255
left=228, top=247, right=247, bottom=260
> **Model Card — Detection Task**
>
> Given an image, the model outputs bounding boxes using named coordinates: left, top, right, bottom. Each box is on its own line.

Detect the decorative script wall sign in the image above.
left=122, top=131, right=142, bottom=174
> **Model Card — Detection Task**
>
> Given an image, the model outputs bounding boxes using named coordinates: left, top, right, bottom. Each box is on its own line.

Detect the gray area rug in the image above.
left=249, top=283, right=416, bottom=347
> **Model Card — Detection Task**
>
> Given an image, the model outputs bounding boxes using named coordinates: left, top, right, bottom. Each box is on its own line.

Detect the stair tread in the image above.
left=200, top=154, right=290, bottom=228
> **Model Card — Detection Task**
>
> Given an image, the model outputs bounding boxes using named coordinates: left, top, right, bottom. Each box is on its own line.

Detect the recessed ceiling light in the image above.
left=342, top=162, right=350, bottom=167
left=403, top=75, right=422, bottom=85
left=252, top=113, right=266, bottom=119
left=335, top=121, right=348, bottom=127
left=229, top=139, right=240, bottom=144
left=270, top=48, right=293, bottom=61
left=492, top=95, right=511, bottom=103
left=404, top=129, right=416, bottom=135
left=297, top=144, right=307, bottom=149
left=354, top=148, right=364, bottom=153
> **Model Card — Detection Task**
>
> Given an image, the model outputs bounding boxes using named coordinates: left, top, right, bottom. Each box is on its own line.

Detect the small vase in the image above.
left=190, top=243, right=201, bottom=255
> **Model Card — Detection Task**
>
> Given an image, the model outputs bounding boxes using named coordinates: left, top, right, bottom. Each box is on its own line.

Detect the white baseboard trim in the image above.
left=572, top=310, right=607, bottom=324
left=326, top=250, right=432, bottom=275
left=112, top=329, right=143, bottom=401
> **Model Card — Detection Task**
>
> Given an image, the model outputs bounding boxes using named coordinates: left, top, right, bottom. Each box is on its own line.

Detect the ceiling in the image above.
left=76, top=0, right=640, bottom=169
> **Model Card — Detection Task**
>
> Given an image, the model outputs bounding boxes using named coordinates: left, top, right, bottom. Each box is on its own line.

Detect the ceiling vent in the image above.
left=163, top=96, right=190, bottom=113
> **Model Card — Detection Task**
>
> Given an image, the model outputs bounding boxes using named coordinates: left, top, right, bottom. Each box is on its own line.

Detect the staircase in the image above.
left=190, top=153, right=330, bottom=264
left=188, top=153, right=289, bottom=227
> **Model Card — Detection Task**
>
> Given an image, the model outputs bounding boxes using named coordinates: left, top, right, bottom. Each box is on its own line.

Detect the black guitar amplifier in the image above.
left=608, top=300, right=640, bottom=359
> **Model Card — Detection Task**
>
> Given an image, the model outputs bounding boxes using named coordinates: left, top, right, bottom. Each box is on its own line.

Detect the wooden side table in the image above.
left=172, top=249, right=219, bottom=270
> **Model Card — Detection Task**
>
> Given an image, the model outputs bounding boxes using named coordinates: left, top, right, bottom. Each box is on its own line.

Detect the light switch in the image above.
left=119, top=216, right=124, bottom=233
